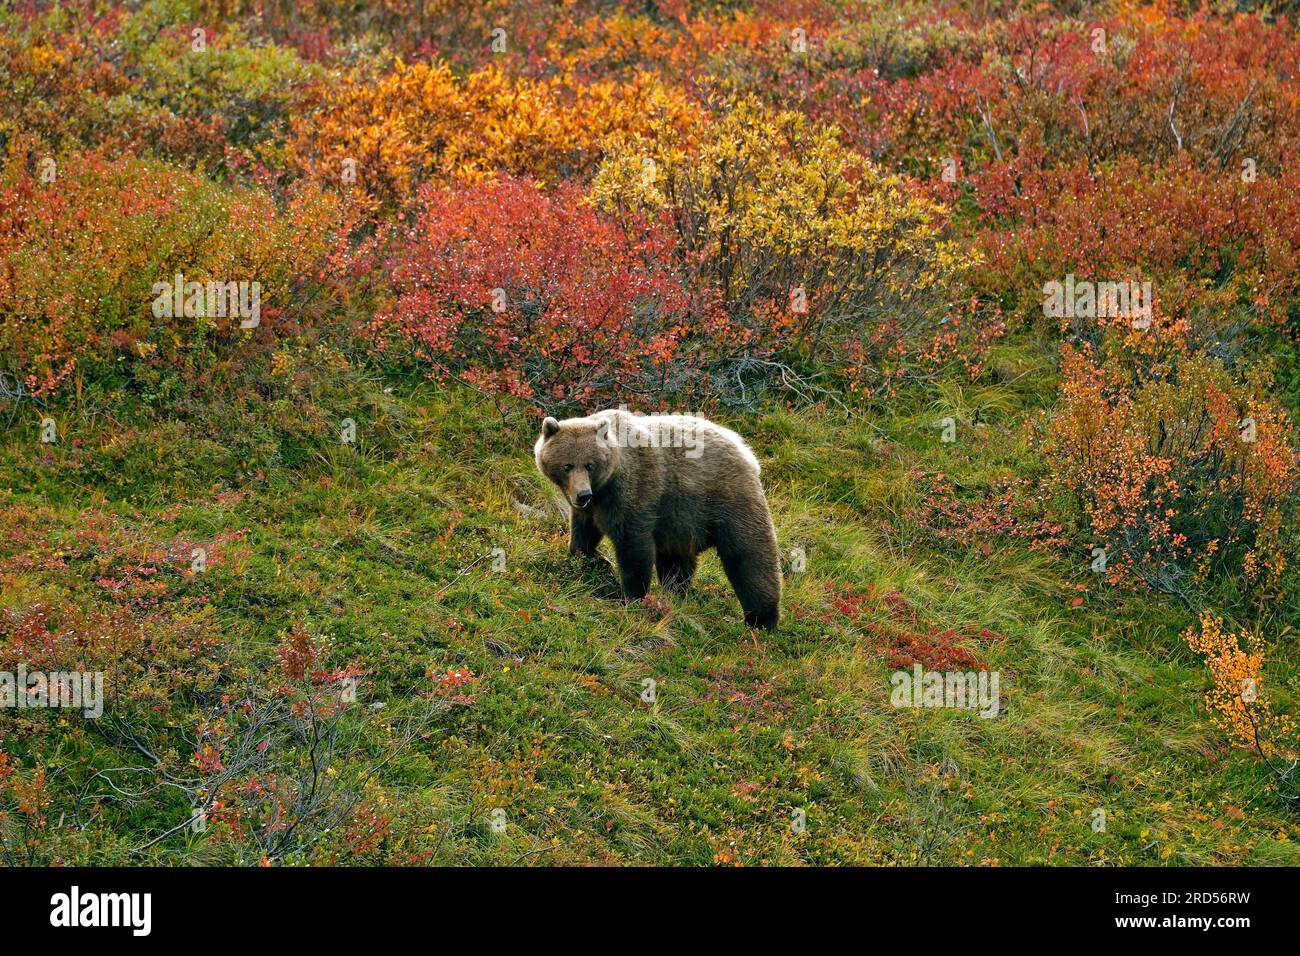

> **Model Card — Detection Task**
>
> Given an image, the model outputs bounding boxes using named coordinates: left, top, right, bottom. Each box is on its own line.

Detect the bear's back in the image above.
left=592, top=408, right=759, bottom=473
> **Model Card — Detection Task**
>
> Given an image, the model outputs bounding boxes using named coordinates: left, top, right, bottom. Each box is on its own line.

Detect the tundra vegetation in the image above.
left=0, top=0, right=1297, bottom=865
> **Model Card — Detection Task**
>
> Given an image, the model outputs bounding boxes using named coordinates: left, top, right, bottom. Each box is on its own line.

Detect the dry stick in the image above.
left=1244, top=707, right=1300, bottom=805
left=132, top=800, right=214, bottom=854
left=432, top=552, right=493, bottom=601
left=1168, top=76, right=1185, bottom=152
left=1075, top=102, right=1092, bottom=171
left=510, top=844, right=561, bottom=866
left=1210, top=80, right=1258, bottom=171
left=975, top=95, right=1004, bottom=165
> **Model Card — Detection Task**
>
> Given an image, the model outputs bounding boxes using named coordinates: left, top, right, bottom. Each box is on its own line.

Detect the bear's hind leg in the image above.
left=656, top=552, right=698, bottom=595
left=715, top=503, right=782, bottom=631
left=721, top=552, right=780, bottom=630
left=742, top=604, right=779, bottom=631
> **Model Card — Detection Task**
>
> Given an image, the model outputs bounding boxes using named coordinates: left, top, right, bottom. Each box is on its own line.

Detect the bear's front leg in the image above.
left=569, top=506, right=605, bottom=558
left=610, top=526, right=655, bottom=601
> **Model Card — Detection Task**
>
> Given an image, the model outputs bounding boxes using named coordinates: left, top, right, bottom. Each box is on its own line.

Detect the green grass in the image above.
left=2, top=349, right=1298, bottom=866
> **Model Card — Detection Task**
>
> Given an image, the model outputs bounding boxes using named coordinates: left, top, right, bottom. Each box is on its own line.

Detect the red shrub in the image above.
left=823, top=583, right=998, bottom=671
left=366, top=177, right=687, bottom=412
left=906, top=472, right=1068, bottom=552
left=973, top=155, right=1300, bottom=331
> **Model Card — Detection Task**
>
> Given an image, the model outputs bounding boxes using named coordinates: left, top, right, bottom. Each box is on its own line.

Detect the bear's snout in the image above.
left=575, top=489, right=593, bottom=508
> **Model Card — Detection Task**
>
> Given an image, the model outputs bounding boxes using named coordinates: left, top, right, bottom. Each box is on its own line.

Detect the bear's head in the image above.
left=534, top=415, right=620, bottom=510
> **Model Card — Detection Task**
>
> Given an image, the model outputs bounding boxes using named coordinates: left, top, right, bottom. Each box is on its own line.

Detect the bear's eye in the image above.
left=563, top=464, right=573, bottom=473
left=585, top=463, right=593, bottom=471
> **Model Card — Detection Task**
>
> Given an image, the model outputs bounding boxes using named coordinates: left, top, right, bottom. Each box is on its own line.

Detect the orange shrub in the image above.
left=287, top=59, right=701, bottom=207
left=1183, top=613, right=1297, bottom=806
left=0, top=147, right=342, bottom=396
left=1045, top=344, right=1299, bottom=599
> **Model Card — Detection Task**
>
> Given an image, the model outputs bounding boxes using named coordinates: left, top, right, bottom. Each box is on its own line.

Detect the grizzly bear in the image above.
left=534, top=408, right=782, bottom=630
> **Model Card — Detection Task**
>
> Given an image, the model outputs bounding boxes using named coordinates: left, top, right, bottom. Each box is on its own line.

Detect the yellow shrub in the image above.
left=1183, top=613, right=1295, bottom=762
left=591, top=97, right=984, bottom=399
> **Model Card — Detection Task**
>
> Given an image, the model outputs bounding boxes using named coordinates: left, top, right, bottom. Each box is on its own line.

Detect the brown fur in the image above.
left=534, top=409, right=782, bottom=630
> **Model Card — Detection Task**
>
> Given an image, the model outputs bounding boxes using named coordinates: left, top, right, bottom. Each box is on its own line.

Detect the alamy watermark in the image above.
left=1043, top=274, right=1152, bottom=328
left=1, top=666, right=103, bottom=718
left=151, top=273, right=261, bottom=328
left=50, top=886, right=151, bottom=936
left=603, top=405, right=703, bottom=458
left=890, top=664, right=1000, bottom=719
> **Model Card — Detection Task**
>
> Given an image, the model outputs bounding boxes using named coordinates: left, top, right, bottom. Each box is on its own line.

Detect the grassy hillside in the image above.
left=4, top=341, right=1297, bottom=866
left=4, top=0, right=1300, bottom=871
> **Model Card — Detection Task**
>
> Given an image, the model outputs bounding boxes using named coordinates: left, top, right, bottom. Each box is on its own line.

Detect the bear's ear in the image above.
left=595, top=420, right=610, bottom=443
left=542, top=417, right=560, bottom=439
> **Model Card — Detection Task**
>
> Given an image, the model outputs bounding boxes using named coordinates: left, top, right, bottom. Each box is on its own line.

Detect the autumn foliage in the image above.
left=4, top=0, right=1300, bottom=861
left=1045, top=341, right=1299, bottom=600
left=368, top=177, right=687, bottom=411
left=288, top=59, right=700, bottom=208
left=1183, top=614, right=1297, bottom=804
left=0, top=146, right=342, bottom=396
left=593, top=97, right=996, bottom=402
left=1, top=4, right=1296, bottom=580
